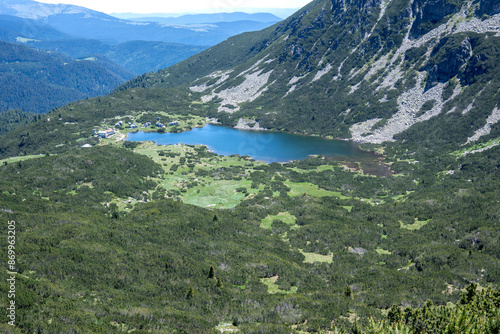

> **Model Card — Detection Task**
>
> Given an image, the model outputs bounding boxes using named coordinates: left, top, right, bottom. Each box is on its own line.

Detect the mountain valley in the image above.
left=0, top=0, right=499, bottom=332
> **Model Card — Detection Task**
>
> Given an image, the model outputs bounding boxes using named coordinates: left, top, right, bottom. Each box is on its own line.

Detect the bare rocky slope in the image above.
left=118, top=0, right=500, bottom=148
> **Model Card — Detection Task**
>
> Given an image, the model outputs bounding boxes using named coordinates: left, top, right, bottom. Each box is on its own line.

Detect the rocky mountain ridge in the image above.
left=120, top=0, right=500, bottom=148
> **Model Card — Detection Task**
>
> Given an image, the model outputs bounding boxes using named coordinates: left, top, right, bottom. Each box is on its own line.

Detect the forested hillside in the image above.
left=23, top=39, right=208, bottom=75
left=0, top=109, right=39, bottom=137
left=0, top=40, right=134, bottom=113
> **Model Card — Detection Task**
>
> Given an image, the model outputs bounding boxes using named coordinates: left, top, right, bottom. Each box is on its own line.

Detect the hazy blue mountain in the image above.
left=21, top=38, right=208, bottom=75
left=112, top=8, right=300, bottom=20
left=125, top=12, right=282, bottom=24
left=0, top=40, right=134, bottom=112
left=0, top=13, right=207, bottom=74
left=0, top=0, right=281, bottom=75
left=104, top=41, right=207, bottom=75
left=0, top=0, right=109, bottom=19
left=0, top=14, right=69, bottom=42
left=42, top=14, right=277, bottom=45
left=0, top=0, right=279, bottom=46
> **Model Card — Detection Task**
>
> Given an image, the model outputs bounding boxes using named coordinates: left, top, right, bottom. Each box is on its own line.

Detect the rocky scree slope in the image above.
left=118, top=0, right=500, bottom=147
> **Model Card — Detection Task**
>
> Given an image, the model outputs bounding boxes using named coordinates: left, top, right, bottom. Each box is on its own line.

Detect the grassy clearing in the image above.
left=285, top=181, right=338, bottom=198
left=400, top=218, right=431, bottom=231
left=260, top=212, right=298, bottom=229
left=131, top=141, right=266, bottom=209
left=289, top=164, right=335, bottom=174
left=451, top=137, right=500, bottom=156
left=216, top=323, right=239, bottom=332
left=183, top=180, right=247, bottom=209
left=0, top=154, right=45, bottom=165
left=375, top=247, right=392, bottom=255
left=260, top=276, right=298, bottom=294
left=391, top=194, right=406, bottom=202
left=299, top=250, right=333, bottom=263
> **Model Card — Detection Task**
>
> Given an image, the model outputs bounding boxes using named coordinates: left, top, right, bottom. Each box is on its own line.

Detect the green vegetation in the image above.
left=285, top=181, right=339, bottom=198
left=357, top=283, right=500, bottom=333
left=1, top=132, right=498, bottom=332
left=0, top=110, right=41, bottom=137
left=400, top=218, right=431, bottom=231
left=260, top=212, right=298, bottom=230
left=299, top=251, right=333, bottom=264
left=451, top=137, right=500, bottom=156
left=260, top=276, right=298, bottom=294
left=0, top=0, right=499, bottom=332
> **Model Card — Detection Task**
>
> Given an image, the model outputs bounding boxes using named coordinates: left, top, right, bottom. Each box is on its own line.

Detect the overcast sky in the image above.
left=36, top=0, right=314, bottom=14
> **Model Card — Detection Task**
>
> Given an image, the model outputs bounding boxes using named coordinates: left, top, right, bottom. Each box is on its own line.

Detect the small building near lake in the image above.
left=98, top=129, right=115, bottom=139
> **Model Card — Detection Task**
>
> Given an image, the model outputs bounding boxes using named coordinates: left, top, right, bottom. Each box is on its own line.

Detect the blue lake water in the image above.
left=126, top=124, right=373, bottom=163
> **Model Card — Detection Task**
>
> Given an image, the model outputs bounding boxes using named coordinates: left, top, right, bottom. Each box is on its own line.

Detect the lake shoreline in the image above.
left=126, top=124, right=379, bottom=164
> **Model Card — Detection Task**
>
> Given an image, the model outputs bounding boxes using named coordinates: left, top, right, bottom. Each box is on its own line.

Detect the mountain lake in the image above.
left=126, top=124, right=378, bottom=164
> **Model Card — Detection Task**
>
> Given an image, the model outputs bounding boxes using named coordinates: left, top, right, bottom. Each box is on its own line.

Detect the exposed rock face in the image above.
left=201, top=68, right=274, bottom=113
left=465, top=107, right=500, bottom=144
left=234, top=118, right=268, bottom=130
left=425, top=37, right=473, bottom=90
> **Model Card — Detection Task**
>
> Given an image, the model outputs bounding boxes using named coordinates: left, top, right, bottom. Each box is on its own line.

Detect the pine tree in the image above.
left=208, top=265, right=215, bottom=279
left=186, top=286, right=193, bottom=299
left=344, top=285, right=353, bottom=299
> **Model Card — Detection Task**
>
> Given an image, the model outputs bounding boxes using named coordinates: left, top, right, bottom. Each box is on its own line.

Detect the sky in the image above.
left=36, top=0, right=314, bottom=14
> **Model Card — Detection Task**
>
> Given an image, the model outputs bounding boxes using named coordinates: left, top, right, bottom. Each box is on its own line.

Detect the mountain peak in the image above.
left=0, top=0, right=113, bottom=19
left=118, top=0, right=500, bottom=147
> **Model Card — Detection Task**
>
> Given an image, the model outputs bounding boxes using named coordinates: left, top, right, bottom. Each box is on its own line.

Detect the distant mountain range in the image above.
left=0, top=0, right=285, bottom=113
left=0, top=0, right=101, bottom=19
left=0, top=0, right=281, bottom=45
left=0, top=0, right=283, bottom=74
left=0, top=40, right=135, bottom=113
left=112, top=8, right=299, bottom=20
left=120, top=12, right=283, bottom=24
